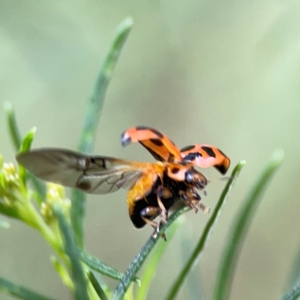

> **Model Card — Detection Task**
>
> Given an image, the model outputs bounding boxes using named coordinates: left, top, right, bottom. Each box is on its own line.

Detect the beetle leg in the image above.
left=141, top=214, right=158, bottom=232
left=141, top=217, right=160, bottom=238
left=140, top=206, right=160, bottom=219
left=140, top=207, right=162, bottom=239
left=180, top=188, right=210, bottom=214
left=156, top=185, right=171, bottom=223
left=141, top=216, right=167, bottom=240
left=197, top=201, right=210, bottom=213
left=190, top=199, right=210, bottom=213
left=180, top=189, right=200, bottom=213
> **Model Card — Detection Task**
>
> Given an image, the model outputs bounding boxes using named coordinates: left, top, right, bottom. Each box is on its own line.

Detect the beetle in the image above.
left=16, top=126, right=230, bottom=237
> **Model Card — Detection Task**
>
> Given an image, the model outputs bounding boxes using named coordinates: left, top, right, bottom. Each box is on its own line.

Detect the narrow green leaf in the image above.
left=18, top=127, right=46, bottom=201
left=213, top=149, right=284, bottom=300
left=78, top=16, right=133, bottom=154
left=4, top=102, right=46, bottom=200
left=111, top=206, right=191, bottom=300
left=88, top=272, right=109, bottom=300
left=0, top=220, right=10, bottom=229
left=53, top=205, right=89, bottom=300
left=19, top=127, right=36, bottom=153
left=0, top=276, right=57, bottom=300
left=180, top=227, right=205, bottom=300
left=4, top=101, right=22, bottom=151
left=50, top=256, right=73, bottom=289
left=286, top=241, right=300, bottom=293
left=81, top=251, right=139, bottom=283
left=180, top=230, right=206, bottom=300
left=136, top=216, right=184, bottom=300
left=18, top=127, right=36, bottom=184
left=283, top=240, right=300, bottom=300
left=71, top=17, right=133, bottom=247
left=281, top=281, right=300, bottom=300
left=165, top=161, right=246, bottom=300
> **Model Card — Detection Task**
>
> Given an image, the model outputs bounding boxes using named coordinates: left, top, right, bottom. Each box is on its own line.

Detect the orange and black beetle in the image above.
left=16, top=126, right=230, bottom=237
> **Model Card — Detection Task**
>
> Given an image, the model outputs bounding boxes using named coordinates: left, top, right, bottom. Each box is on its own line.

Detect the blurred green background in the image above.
left=1, top=1, right=300, bottom=299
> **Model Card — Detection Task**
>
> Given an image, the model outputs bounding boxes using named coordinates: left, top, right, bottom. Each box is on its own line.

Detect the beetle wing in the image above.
left=121, top=126, right=182, bottom=162
left=180, top=144, right=231, bottom=175
left=16, top=148, right=143, bottom=194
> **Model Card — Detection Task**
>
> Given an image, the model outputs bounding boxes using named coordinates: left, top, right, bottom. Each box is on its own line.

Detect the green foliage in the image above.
left=80, top=252, right=139, bottom=283
left=213, top=150, right=284, bottom=300
left=165, top=161, right=246, bottom=300
left=0, top=17, right=291, bottom=300
left=0, top=277, right=58, bottom=300
left=71, top=17, right=133, bottom=248
left=4, top=102, right=46, bottom=199
left=136, top=217, right=184, bottom=300
left=87, top=272, right=109, bottom=300
left=281, top=282, right=300, bottom=300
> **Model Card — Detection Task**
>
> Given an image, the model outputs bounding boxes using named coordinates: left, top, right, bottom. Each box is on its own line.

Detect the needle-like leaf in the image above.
left=54, top=205, right=89, bottom=300
left=165, top=160, right=246, bottom=300
left=5, top=102, right=46, bottom=199
left=136, top=216, right=184, bottom=300
left=88, top=272, right=109, bottom=300
left=71, top=17, right=133, bottom=247
left=213, top=149, right=284, bottom=300
left=0, top=276, right=57, bottom=300
left=81, top=251, right=139, bottom=283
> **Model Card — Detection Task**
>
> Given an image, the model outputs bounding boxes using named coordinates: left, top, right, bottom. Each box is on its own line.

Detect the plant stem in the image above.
left=111, top=207, right=190, bottom=300
left=165, top=161, right=246, bottom=300
left=213, top=149, right=284, bottom=300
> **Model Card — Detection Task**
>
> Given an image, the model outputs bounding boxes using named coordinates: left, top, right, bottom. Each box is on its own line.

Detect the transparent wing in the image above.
left=16, top=148, right=143, bottom=194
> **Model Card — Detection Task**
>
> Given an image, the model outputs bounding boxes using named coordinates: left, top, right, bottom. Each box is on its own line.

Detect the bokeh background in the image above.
left=1, top=1, right=300, bottom=299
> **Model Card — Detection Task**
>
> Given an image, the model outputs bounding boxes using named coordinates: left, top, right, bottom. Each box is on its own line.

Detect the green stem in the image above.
left=213, top=149, right=284, bottom=300
left=111, top=206, right=190, bottom=300
left=136, top=217, right=184, bottom=300
left=88, top=272, right=109, bottom=300
left=281, top=281, right=300, bottom=300
left=71, top=17, right=133, bottom=248
left=165, top=161, right=246, bottom=300
left=0, top=276, right=57, bottom=300
left=23, top=201, right=64, bottom=258
left=54, top=205, right=90, bottom=300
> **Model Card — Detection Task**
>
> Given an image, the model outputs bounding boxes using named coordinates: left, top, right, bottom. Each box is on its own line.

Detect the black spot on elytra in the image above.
left=150, top=138, right=164, bottom=146
left=183, top=152, right=202, bottom=162
left=201, top=146, right=216, bottom=158
left=181, top=145, right=195, bottom=152
left=142, top=144, right=164, bottom=161
left=218, top=148, right=226, bottom=157
left=171, top=167, right=180, bottom=174
left=135, top=126, right=164, bottom=138
left=215, top=164, right=227, bottom=175
left=150, top=128, right=164, bottom=138
left=136, top=125, right=149, bottom=131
